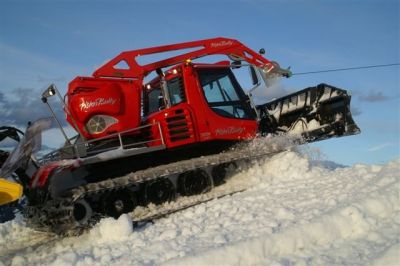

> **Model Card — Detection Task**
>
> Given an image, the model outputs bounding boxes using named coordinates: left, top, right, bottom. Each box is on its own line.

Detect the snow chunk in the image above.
left=89, top=214, right=133, bottom=242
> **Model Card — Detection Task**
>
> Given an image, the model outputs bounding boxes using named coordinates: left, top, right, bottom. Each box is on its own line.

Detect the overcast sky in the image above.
left=0, top=0, right=399, bottom=165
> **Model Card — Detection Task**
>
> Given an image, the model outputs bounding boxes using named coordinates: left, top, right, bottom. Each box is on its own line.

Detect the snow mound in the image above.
left=0, top=151, right=399, bottom=266
left=89, top=214, right=133, bottom=243
left=166, top=174, right=399, bottom=265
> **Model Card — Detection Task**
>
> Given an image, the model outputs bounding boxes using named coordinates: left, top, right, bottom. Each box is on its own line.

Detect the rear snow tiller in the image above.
left=0, top=37, right=360, bottom=234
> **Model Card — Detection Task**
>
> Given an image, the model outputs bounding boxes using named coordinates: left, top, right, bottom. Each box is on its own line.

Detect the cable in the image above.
left=292, top=63, right=400, bottom=76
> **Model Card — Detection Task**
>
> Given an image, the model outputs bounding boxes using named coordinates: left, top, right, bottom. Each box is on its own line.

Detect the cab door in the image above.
left=194, top=67, right=258, bottom=141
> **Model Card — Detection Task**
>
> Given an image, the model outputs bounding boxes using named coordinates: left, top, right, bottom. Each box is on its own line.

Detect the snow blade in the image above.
left=257, top=83, right=360, bottom=142
left=0, top=118, right=52, bottom=179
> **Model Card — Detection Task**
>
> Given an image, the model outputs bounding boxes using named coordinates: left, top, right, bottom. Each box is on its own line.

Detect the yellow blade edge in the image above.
left=0, top=178, right=23, bottom=205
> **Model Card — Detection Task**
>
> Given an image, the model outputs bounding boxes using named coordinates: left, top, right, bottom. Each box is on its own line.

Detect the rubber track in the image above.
left=25, top=136, right=299, bottom=235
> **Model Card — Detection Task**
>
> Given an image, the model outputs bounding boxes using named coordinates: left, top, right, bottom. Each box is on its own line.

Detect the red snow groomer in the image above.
left=0, top=37, right=360, bottom=234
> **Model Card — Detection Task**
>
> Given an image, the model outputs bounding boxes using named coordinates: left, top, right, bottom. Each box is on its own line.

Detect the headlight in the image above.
left=85, top=115, right=118, bottom=134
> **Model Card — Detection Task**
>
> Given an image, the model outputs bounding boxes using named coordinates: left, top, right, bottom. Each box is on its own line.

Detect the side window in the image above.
left=203, top=80, right=225, bottom=102
left=218, top=76, right=240, bottom=101
left=145, top=77, right=186, bottom=116
left=147, top=87, right=163, bottom=114
left=202, top=76, right=240, bottom=103
left=167, top=77, right=185, bottom=106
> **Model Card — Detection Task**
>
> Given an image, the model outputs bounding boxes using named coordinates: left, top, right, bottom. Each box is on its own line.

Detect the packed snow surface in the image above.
left=0, top=150, right=399, bottom=266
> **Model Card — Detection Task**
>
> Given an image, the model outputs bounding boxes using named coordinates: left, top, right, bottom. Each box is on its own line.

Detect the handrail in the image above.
left=39, top=122, right=165, bottom=164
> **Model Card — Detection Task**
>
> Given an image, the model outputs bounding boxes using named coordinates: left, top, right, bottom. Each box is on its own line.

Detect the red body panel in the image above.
left=67, top=77, right=142, bottom=139
left=29, top=160, right=80, bottom=189
left=146, top=104, right=197, bottom=148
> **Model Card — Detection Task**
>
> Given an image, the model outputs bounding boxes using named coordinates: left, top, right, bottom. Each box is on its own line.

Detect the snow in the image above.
left=0, top=150, right=399, bottom=266
left=89, top=214, right=133, bottom=243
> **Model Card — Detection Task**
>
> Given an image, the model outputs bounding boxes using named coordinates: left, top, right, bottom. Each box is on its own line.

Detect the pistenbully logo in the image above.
left=210, top=40, right=234, bottom=48
left=80, top=98, right=117, bottom=111
left=215, top=127, right=245, bottom=136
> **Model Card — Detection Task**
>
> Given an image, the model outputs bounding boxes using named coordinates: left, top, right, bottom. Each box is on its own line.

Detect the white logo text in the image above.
left=79, top=98, right=117, bottom=111
left=215, top=127, right=245, bottom=136
left=210, top=40, right=234, bottom=48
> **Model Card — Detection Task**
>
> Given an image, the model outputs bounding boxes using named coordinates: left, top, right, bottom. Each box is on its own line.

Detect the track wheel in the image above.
left=102, top=189, right=137, bottom=218
left=212, top=162, right=238, bottom=186
left=143, top=179, right=175, bottom=205
left=211, top=164, right=228, bottom=186
left=73, top=199, right=93, bottom=225
left=178, top=169, right=212, bottom=196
